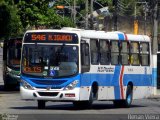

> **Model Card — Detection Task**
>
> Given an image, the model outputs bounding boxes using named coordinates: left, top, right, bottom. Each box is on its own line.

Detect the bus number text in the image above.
left=24, top=67, right=42, bottom=73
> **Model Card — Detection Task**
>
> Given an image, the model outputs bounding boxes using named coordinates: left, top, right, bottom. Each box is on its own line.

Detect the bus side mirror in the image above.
left=81, top=43, right=90, bottom=73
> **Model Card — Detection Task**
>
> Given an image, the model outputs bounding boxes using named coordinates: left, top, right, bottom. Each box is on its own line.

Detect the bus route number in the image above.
left=24, top=67, right=42, bottom=73
left=31, top=34, right=46, bottom=41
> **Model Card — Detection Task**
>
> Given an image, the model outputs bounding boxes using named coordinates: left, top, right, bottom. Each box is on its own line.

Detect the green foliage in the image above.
left=17, top=0, right=74, bottom=29
left=0, top=0, right=154, bottom=38
left=114, top=0, right=135, bottom=16
left=0, top=0, right=22, bottom=39
left=9, top=4, right=23, bottom=37
left=97, top=0, right=112, bottom=6
left=0, top=1, right=10, bottom=39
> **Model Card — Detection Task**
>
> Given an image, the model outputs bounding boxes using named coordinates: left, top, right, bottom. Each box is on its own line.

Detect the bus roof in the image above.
left=79, top=30, right=150, bottom=42
left=61, top=27, right=150, bottom=42
left=25, top=29, right=80, bottom=35
left=25, top=29, right=150, bottom=42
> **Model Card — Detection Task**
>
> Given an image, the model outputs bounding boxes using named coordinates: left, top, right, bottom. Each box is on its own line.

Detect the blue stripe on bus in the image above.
left=113, top=65, right=121, bottom=99
left=152, top=68, right=157, bottom=87
left=21, top=73, right=152, bottom=89
left=118, top=33, right=125, bottom=40
left=79, top=74, right=152, bottom=86
left=81, top=73, right=152, bottom=86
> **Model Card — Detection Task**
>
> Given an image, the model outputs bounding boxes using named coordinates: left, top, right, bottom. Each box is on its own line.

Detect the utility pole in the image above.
left=134, top=2, right=138, bottom=35
left=73, top=0, right=76, bottom=24
left=134, top=2, right=148, bottom=35
left=85, top=0, right=88, bottom=29
left=113, top=0, right=118, bottom=31
left=144, top=2, right=147, bottom=35
left=152, top=0, right=158, bottom=95
left=90, top=0, right=94, bottom=29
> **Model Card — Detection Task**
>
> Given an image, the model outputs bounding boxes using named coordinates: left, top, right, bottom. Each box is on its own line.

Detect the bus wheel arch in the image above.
left=127, top=82, right=133, bottom=91
left=90, top=81, right=99, bottom=100
left=125, top=82, right=133, bottom=107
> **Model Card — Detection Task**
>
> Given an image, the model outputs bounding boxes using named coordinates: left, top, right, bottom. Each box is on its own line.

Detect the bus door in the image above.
left=80, top=39, right=91, bottom=100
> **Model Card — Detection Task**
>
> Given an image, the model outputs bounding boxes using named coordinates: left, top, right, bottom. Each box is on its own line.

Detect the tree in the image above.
left=0, top=1, right=10, bottom=39
left=0, top=0, right=22, bottom=39
left=17, top=0, right=74, bottom=30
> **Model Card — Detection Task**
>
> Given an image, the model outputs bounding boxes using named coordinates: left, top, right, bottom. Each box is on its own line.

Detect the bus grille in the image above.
left=38, top=92, right=59, bottom=97
left=31, top=80, right=67, bottom=85
left=35, top=86, right=62, bottom=89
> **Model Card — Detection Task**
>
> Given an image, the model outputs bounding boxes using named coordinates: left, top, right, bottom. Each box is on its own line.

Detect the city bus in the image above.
left=20, top=29, right=153, bottom=109
left=3, top=38, right=22, bottom=89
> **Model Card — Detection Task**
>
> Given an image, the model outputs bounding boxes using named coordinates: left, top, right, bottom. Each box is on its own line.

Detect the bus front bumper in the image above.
left=20, top=86, right=80, bottom=101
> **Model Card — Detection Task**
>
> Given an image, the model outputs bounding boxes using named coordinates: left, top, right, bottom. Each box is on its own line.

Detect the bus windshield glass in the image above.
left=21, top=45, right=79, bottom=78
left=7, top=39, right=21, bottom=69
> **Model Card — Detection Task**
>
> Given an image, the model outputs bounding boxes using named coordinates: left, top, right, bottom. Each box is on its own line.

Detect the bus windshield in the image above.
left=7, top=39, right=21, bottom=69
left=21, top=44, right=79, bottom=78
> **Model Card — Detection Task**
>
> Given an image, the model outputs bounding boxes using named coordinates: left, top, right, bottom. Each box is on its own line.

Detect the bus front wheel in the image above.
left=38, top=100, right=46, bottom=109
left=73, top=101, right=92, bottom=109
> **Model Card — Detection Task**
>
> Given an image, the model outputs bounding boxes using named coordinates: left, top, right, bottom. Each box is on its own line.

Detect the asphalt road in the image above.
left=0, top=48, right=160, bottom=120
left=0, top=90, right=160, bottom=120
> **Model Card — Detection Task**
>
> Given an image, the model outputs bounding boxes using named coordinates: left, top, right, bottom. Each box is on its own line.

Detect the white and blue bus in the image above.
left=20, top=28, right=153, bottom=109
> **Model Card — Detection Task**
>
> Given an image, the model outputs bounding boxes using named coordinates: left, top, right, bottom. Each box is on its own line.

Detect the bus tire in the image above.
left=113, top=100, right=122, bottom=107
left=113, top=85, right=133, bottom=108
left=73, top=101, right=82, bottom=108
left=73, top=101, right=92, bottom=109
left=38, top=100, right=45, bottom=109
left=123, top=85, right=133, bottom=108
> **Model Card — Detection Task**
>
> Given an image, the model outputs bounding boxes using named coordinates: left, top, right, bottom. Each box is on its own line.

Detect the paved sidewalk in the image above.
left=148, top=90, right=160, bottom=99
left=148, top=95, right=160, bottom=99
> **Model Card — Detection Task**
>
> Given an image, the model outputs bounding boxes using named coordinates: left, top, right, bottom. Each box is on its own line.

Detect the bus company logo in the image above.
left=46, top=86, right=52, bottom=90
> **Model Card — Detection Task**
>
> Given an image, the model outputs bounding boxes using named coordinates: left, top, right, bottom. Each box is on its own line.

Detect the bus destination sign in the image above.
left=24, top=32, right=78, bottom=44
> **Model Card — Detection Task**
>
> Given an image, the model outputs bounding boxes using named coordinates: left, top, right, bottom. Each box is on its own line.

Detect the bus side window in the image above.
left=99, top=40, right=110, bottom=65
left=130, top=42, right=140, bottom=66
left=90, top=39, right=99, bottom=65
left=111, top=41, right=119, bottom=65
left=81, top=42, right=90, bottom=72
left=140, top=42, right=150, bottom=66
left=121, top=41, right=130, bottom=65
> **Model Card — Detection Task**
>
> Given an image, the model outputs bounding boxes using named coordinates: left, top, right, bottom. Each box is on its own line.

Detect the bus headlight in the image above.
left=20, top=80, right=34, bottom=90
left=64, top=80, right=79, bottom=90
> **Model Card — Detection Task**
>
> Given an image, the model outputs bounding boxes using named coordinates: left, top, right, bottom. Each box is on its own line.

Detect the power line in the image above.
left=117, top=0, right=128, bottom=8
left=61, top=0, right=86, bottom=21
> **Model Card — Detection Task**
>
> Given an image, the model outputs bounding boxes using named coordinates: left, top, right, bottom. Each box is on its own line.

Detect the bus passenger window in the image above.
left=121, top=41, right=129, bottom=65
left=140, top=42, right=150, bottom=66
left=111, top=41, right=119, bottom=65
left=130, top=42, right=140, bottom=65
left=100, top=40, right=110, bottom=65
left=90, top=39, right=99, bottom=65
left=81, top=42, right=90, bottom=72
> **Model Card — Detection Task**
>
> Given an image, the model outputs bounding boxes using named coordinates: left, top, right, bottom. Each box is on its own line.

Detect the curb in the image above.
left=147, top=95, right=160, bottom=99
